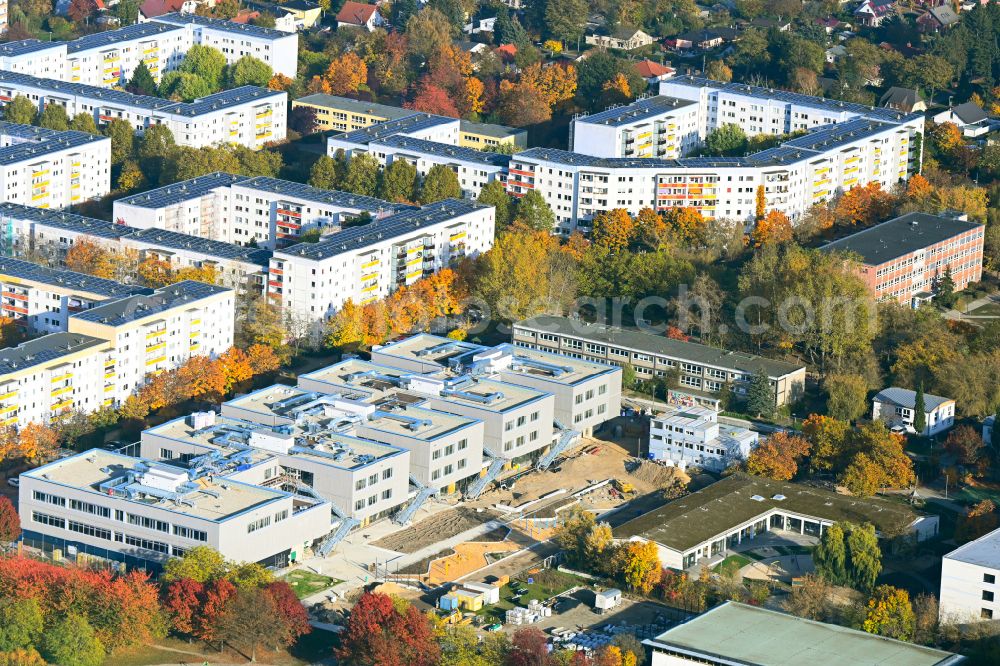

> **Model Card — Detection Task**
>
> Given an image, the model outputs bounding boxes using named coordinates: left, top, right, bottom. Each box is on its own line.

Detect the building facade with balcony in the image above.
left=266, top=199, right=494, bottom=332
left=0, top=122, right=111, bottom=210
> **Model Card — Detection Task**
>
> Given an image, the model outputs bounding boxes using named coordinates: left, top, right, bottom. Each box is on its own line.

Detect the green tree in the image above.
left=104, top=118, right=135, bottom=165
left=252, top=11, right=276, bottom=28
left=42, top=614, right=105, bottom=666
left=846, top=523, right=882, bottom=591
left=513, top=190, right=555, bottom=231
left=439, top=624, right=489, bottom=666
left=3, top=95, right=36, bottom=125
left=229, top=55, right=273, bottom=87
left=138, top=124, right=176, bottom=185
left=746, top=368, right=775, bottom=418
left=405, top=7, right=454, bottom=60
left=477, top=180, right=513, bottom=230
left=912, top=383, right=926, bottom=435
left=38, top=103, right=69, bottom=130
left=555, top=505, right=613, bottom=570
left=159, top=71, right=212, bottom=102
left=992, top=409, right=1000, bottom=450
left=308, top=155, right=340, bottom=190
left=343, top=153, right=380, bottom=197
left=704, top=123, right=748, bottom=156
left=935, top=267, right=956, bottom=308
left=115, top=0, right=139, bottom=24
left=419, top=164, right=462, bottom=203
left=179, top=44, right=228, bottom=91
left=163, top=545, right=228, bottom=583
left=379, top=159, right=417, bottom=203
left=863, top=585, right=915, bottom=641
left=228, top=561, right=274, bottom=590
left=68, top=112, right=98, bottom=134
left=544, top=0, right=587, bottom=43
left=825, top=374, right=868, bottom=422
left=813, top=523, right=847, bottom=585
left=0, top=599, right=43, bottom=651
left=127, top=61, right=157, bottom=96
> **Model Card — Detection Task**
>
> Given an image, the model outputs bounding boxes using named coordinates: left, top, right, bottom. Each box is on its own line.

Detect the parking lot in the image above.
left=519, top=590, right=689, bottom=643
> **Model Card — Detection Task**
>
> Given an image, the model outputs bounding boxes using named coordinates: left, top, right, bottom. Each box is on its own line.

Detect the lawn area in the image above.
left=966, top=301, right=1000, bottom=317
left=713, top=554, right=753, bottom=575
left=477, top=569, right=587, bottom=622
left=281, top=569, right=341, bottom=599
left=949, top=484, right=1000, bottom=506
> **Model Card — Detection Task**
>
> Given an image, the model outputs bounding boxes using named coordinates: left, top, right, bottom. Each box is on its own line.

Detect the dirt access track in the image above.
left=373, top=506, right=495, bottom=554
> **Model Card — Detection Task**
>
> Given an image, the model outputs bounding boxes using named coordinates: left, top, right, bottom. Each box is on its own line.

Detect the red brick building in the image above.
left=821, top=212, right=985, bottom=306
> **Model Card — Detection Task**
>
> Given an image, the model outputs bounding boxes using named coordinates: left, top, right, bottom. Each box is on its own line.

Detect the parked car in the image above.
left=6, top=478, right=18, bottom=487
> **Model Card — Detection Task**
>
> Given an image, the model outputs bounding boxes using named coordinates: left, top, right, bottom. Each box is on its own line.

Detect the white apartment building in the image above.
left=508, top=77, right=924, bottom=234
left=153, top=13, right=298, bottom=79
left=141, top=407, right=412, bottom=527
left=114, top=174, right=399, bottom=248
left=0, top=122, right=111, bottom=209
left=648, top=405, right=758, bottom=472
left=0, top=71, right=287, bottom=149
left=267, top=199, right=494, bottom=330
left=67, top=280, right=235, bottom=403
left=19, top=449, right=331, bottom=571
left=0, top=257, right=148, bottom=335
left=940, top=526, right=1000, bottom=624
left=570, top=95, right=701, bottom=159
left=370, top=335, right=623, bottom=438
left=0, top=14, right=297, bottom=84
left=0, top=203, right=270, bottom=293
left=327, top=113, right=461, bottom=155
left=0, top=281, right=232, bottom=428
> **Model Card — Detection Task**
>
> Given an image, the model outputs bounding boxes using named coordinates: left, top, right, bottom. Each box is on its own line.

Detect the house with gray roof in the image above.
left=872, top=386, right=955, bottom=436
left=934, top=102, right=992, bottom=137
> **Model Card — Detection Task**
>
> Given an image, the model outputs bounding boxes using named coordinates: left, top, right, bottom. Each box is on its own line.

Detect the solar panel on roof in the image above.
left=373, top=134, right=511, bottom=167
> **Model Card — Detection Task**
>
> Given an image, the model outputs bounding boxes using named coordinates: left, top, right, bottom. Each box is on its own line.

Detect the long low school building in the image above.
left=512, top=315, right=805, bottom=408
left=613, top=474, right=938, bottom=570
left=0, top=71, right=287, bottom=149
left=0, top=122, right=111, bottom=209
left=18, top=448, right=330, bottom=571
left=0, top=13, right=297, bottom=85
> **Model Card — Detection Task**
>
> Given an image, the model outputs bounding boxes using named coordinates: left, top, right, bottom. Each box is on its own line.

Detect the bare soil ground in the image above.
left=372, top=506, right=494, bottom=554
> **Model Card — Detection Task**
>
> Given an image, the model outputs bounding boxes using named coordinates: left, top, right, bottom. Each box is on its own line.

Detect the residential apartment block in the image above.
left=0, top=257, right=148, bottom=334
left=0, top=13, right=297, bottom=85
left=648, top=405, right=759, bottom=472
left=266, top=199, right=494, bottom=330
left=0, top=122, right=111, bottom=209
left=508, top=77, right=923, bottom=234
left=68, top=280, right=235, bottom=401
left=114, top=173, right=399, bottom=248
left=19, top=449, right=330, bottom=571
left=940, top=526, right=1000, bottom=623
left=297, top=93, right=525, bottom=150
left=0, top=202, right=271, bottom=292
left=570, top=95, right=701, bottom=159
left=820, top=212, right=984, bottom=306
left=0, top=71, right=287, bottom=149
left=513, top=315, right=805, bottom=408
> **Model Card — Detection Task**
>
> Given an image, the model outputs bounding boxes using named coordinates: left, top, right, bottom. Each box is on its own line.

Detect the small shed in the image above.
left=463, top=581, right=501, bottom=605
left=594, top=588, right=622, bottom=614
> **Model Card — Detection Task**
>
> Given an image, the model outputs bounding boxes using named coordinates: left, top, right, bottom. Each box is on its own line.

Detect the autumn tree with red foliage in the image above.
left=194, top=577, right=237, bottom=647
left=405, top=81, right=460, bottom=117
left=336, top=592, right=440, bottom=666
left=0, top=496, right=19, bottom=546
left=833, top=182, right=897, bottom=227
left=264, top=582, right=311, bottom=645
left=162, top=578, right=205, bottom=637
left=745, top=432, right=812, bottom=481
left=506, top=627, right=552, bottom=666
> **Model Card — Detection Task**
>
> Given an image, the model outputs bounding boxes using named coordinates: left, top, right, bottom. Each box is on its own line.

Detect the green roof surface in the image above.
left=647, top=603, right=963, bottom=666
left=613, top=474, right=918, bottom=552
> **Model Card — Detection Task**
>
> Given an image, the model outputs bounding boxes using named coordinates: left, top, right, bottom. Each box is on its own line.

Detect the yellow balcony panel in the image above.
left=2, top=416, right=17, bottom=426
left=52, top=398, right=73, bottom=410
left=405, top=270, right=423, bottom=280
left=0, top=390, right=17, bottom=401
left=146, top=342, right=166, bottom=353
left=360, top=272, right=378, bottom=282
left=0, top=404, right=18, bottom=415
left=189, top=343, right=200, bottom=350
left=104, top=371, right=115, bottom=379
left=361, top=258, right=379, bottom=269
left=449, top=232, right=466, bottom=241
left=405, top=257, right=422, bottom=267
left=190, top=318, right=201, bottom=325
left=146, top=355, right=166, bottom=366
left=145, top=329, right=165, bottom=339
left=102, top=398, right=113, bottom=406
left=189, top=331, right=200, bottom=338
left=104, top=385, right=114, bottom=393
left=361, top=284, right=378, bottom=293
left=50, top=373, right=72, bottom=383
left=51, top=386, right=72, bottom=397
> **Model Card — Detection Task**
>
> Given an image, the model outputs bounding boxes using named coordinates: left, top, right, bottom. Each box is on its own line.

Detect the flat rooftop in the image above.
left=459, top=119, right=524, bottom=139
left=116, top=172, right=248, bottom=209
left=148, top=413, right=403, bottom=472
left=276, top=199, right=485, bottom=262
left=71, top=280, right=231, bottom=326
left=156, top=11, right=294, bottom=39
left=333, top=113, right=456, bottom=146
left=944, top=525, right=1000, bottom=569
left=294, top=94, right=413, bottom=121
left=373, top=134, right=511, bottom=168
left=315, top=358, right=550, bottom=413
left=361, top=403, right=478, bottom=441
left=820, top=212, right=983, bottom=266
left=0, top=128, right=107, bottom=166
left=0, top=39, right=64, bottom=57
left=0, top=332, right=107, bottom=374
left=613, top=474, right=918, bottom=552
left=0, top=202, right=136, bottom=240
left=125, top=228, right=272, bottom=266
left=647, top=602, right=962, bottom=666
left=67, top=21, right=184, bottom=53
left=235, top=176, right=396, bottom=212
left=24, top=449, right=290, bottom=522
left=576, top=95, right=697, bottom=127
left=516, top=316, right=803, bottom=378
left=0, top=256, right=150, bottom=299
